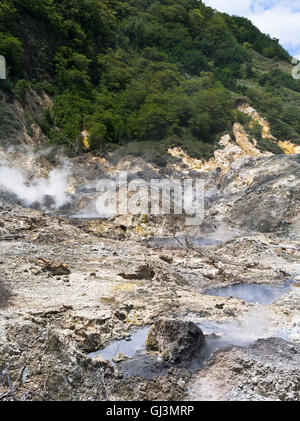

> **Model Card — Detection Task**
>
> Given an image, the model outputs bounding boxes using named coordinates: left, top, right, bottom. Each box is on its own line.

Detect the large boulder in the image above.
left=146, top=319, right=205, bottom=363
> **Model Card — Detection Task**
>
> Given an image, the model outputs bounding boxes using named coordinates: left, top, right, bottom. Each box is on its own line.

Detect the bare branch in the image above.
left=6, top=365, right=17, bottom=401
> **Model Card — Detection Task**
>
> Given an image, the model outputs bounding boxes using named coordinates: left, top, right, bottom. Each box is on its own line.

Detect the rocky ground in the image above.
left=0, top=146, right=299, bottom=401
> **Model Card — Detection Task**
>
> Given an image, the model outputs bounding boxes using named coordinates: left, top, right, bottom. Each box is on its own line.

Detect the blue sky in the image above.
left=205, top=0, right=300, bottom=59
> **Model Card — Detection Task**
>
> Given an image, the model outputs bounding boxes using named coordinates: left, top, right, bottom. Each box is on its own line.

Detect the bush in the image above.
left=174, top=134, right=215, bottom=161
left=256, top=137, right=283, bottom=154
left=14, top=78, right=30, bottom=103
left=112, top=141, right=172, bottom=166
left=40, top=108, right=54, bottom=135
left=0, top=102, right=21, bottom=145
left=88, top=123, right=107, bottom=151
left=248, top=122, right=283, bottom=154
left=236, top=110, right=251, bottom=125
left=0, top=34, right=23, bottom=74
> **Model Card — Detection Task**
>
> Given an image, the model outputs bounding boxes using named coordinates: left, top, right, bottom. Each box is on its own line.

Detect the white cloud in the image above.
left=205, top=0, right=300, bottom=59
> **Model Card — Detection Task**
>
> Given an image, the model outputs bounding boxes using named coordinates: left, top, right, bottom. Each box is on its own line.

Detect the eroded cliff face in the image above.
left=168, top=103, right=300, bottom=175
left=0, top=89, right=52, bottom=148
left=167, top=126, right=266, bottom=175
left=237, top=103, right=276, bottom=141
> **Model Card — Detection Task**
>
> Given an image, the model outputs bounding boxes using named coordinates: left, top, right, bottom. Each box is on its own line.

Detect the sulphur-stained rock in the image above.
left=33, top=258, right=71, bottom=276
left=146, top=319, right=206, bottom=363
left=118, top=263, right=154, bottom=280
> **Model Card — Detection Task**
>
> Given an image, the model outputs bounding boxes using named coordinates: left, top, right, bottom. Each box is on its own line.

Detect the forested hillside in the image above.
left=1, top=0, right=300, bottom=163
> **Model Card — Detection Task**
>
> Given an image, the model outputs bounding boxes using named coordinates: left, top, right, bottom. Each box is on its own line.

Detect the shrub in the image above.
left=0, top=34, right=23, bottom=74
left=14, top=79, right=30, bottom=103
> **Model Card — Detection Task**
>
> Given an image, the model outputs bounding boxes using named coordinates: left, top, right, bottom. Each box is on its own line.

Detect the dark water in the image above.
left=205, top=281, right=294, bottom=305
left=89, top=327, right=149, bottom=363
left=88, top=279, right=297, bottom=378
left=89, top=326, right=208, bottom=379
left=88, top=317, right=292, bottom=379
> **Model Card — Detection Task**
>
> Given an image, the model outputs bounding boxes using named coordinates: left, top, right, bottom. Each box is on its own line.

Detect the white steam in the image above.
left=200, top=308, right=293, bottom=349
left=0, top=165, right=70, bottom=209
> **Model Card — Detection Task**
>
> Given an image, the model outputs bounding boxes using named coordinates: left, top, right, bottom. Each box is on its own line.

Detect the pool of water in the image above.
left=89, top=327, right=149, bottom=363
left=204, top=281, right=294, bottom=305
left=88, top=314, right=293, bottom=379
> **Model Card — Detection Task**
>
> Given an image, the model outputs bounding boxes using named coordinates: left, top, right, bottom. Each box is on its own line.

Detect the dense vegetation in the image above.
left=0, top=0, right=300, bottom=163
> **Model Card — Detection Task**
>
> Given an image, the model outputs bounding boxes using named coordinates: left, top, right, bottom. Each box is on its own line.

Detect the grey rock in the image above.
left=146, top=319, right=205, bottom=363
